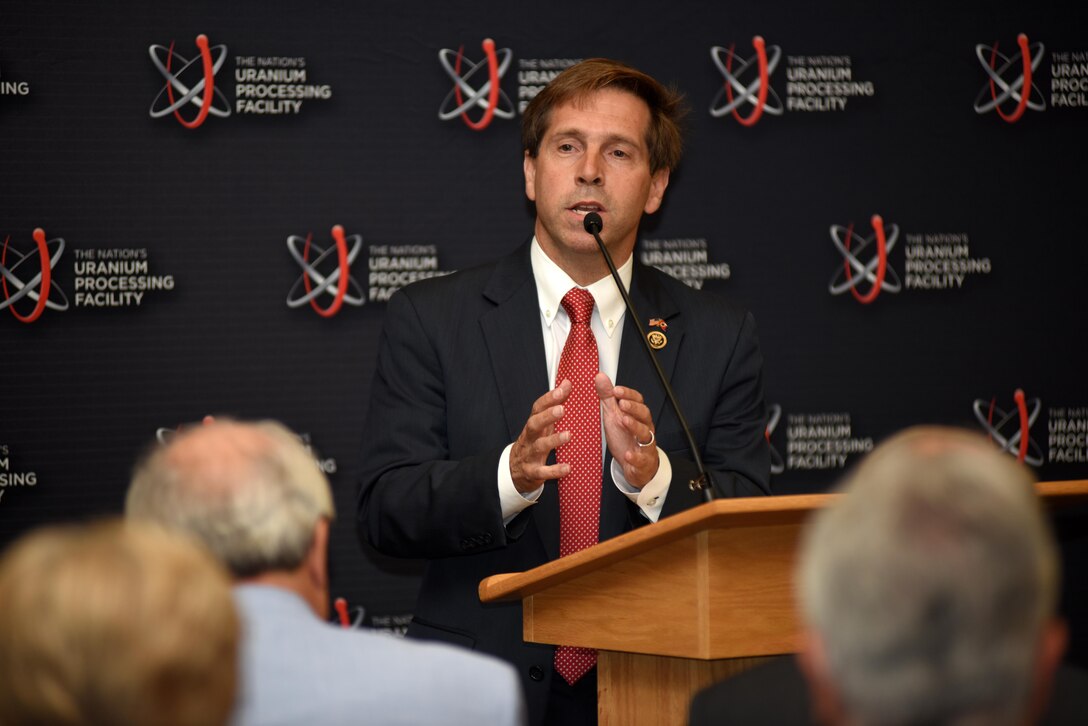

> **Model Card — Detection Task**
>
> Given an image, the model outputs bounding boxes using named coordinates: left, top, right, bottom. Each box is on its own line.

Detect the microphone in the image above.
left=582, top=212, right=716, bottom=502
left=584, top=213, right=603, bottom=235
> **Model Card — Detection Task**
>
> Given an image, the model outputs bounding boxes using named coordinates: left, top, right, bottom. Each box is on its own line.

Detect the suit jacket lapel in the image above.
left=600, top=262, right=682, bottom=539
left=478, top=244, right=561, bottom=560
left=616, top=262, right=682, bottom=429
left=480, top=244, right=549, bottom=440
left=479, top=252, right=683, bottom=556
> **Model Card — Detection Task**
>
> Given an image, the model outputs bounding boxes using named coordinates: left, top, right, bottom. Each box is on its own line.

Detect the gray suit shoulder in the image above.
left=234, top=587, right=526, bottom=726
left=375, top=633, right=528, bottom=725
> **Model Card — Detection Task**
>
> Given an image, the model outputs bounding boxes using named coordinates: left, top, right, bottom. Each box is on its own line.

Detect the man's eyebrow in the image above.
left=545, top=127, right=586, bottom=141
left=546, top=128, right=643, bottom=148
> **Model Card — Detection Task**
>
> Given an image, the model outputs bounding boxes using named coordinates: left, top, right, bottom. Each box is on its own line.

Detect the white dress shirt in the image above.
left=497, top=238, right=671, bottom=524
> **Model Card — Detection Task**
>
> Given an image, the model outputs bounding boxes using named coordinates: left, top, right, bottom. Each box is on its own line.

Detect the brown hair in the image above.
left=521, top=58, right=687, bottom=173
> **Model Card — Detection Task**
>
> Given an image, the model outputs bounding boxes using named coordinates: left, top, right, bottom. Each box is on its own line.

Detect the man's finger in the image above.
left=530, top=381, right=572, bottom=415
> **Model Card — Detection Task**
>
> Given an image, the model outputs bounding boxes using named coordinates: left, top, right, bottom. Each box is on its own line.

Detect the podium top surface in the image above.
left=479, top=480, right=1088, bottom=604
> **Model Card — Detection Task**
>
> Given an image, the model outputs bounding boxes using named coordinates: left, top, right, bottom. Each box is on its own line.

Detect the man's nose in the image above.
left=577, top=151, right=603, bottom=186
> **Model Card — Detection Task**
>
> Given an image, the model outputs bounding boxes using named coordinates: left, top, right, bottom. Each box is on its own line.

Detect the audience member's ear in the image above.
left=306, top=519, right=331, bottom=619
left=1026, top=618, right=1068, bottom=724
left=796, top=630, right=846, bottom=726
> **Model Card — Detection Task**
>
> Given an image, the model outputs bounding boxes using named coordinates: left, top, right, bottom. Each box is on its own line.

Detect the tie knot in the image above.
left=561, top=288, right=595, bottom=325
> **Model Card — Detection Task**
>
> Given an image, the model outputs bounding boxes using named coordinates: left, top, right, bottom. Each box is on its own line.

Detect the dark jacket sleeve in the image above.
left=661, top=309, right=771, bottom=518
left=355, top=286, right=510, bottom=559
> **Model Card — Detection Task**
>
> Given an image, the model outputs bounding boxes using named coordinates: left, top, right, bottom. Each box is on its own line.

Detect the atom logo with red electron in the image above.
left=286, top=225, right=365, bottom=318
left=438, top=38, right=515, bottom=131
left=149, top=34, right=231, bottom=129
left=828, top=214, right=901, bottom=304
left=974, top=34, right=1045, bottom=123
left=1, top=228, right=69, bottom=323
left=333, top=597, right=366, bottom=630
left=155, top=415, right=217, bottom=444
left=973, top=389, right=1043, bottom=466
left=710, top=36, right=783, bottom=126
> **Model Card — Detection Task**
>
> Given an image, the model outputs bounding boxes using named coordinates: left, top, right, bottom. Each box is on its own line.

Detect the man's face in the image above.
left=524, top=88, right=669, bottom=279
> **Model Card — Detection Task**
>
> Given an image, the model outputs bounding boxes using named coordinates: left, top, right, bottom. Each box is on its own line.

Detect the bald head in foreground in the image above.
left=796, top=427, right=1067, bottom=726
left=0, top=519, right=238, bottom=726
left=127, top=419, right=526, bottom=726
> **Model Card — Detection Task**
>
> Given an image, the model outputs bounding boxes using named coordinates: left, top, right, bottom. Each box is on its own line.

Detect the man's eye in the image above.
left=611, top=149, right=629, bottom=158
left=558, top=143, right=575, bottom=152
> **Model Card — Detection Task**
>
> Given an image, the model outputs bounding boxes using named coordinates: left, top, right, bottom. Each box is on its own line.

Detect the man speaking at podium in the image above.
left=357, top=57, right=770, bottom=725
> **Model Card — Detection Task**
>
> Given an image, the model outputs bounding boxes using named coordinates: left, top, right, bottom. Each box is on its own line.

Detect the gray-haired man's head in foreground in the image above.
left=797, top=426, right=1066, bottom=726
left=126, top=418, right=335, bottom=618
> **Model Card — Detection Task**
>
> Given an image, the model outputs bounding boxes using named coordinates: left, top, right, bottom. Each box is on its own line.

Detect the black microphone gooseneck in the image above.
left=582, top=212, right=716, bottom=503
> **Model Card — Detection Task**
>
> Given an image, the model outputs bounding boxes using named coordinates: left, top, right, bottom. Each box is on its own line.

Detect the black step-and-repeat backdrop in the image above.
left=3, top=1, right=1087, bottom=654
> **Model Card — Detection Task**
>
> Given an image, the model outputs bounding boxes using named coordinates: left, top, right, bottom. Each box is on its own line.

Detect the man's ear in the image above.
left=1025, top=617, right=1068, bottom=724
left=523, top=151, right=537, bottom=202
left=305, top=518, right=331, bottom=618
left=643, top=168, right=670, bottom=215
left=796, top=629, right=847, bottom=726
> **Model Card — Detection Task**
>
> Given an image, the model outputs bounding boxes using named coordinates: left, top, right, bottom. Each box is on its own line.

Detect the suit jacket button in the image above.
left=529, top=665, right=545, bottom=681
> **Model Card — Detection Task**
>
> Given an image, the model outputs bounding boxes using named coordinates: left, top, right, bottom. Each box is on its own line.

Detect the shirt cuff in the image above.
left=499, top=443, right=542, bottom=524
left=611, top=448, right=671, bottom=522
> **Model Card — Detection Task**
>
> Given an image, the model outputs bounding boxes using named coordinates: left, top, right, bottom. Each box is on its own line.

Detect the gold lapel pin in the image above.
left=647, top=318, right=668, bottom=350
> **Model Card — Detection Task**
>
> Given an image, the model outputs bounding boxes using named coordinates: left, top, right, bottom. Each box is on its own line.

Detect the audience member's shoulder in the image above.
left=690, top=657, right=812, bottom=726
left=365, top=627, right=516, bottom=677
left=351, top=632, right=524, bottom=723
left=1044, top=663, right=1088, bottom=726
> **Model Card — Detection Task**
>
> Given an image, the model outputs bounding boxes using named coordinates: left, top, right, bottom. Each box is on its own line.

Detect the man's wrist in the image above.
left=499, top=443, right=542, bottom=522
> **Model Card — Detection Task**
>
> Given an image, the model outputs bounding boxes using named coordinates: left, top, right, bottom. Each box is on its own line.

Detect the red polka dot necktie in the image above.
left=553, top=287, right=600, bottom=685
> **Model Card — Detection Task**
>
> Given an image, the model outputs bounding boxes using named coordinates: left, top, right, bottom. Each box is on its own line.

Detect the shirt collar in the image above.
left=530, top=237, right=632, bottom=339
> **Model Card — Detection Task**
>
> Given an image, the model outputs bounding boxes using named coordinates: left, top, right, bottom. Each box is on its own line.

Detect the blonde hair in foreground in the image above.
left=0, top=519, right=238, bottom=726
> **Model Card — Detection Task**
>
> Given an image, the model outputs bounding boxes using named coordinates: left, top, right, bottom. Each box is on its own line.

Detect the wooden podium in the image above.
left=478, top=481, right=1088, bottom=726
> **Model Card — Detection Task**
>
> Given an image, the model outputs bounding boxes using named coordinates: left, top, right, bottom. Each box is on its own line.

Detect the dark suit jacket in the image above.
left=688, top=657, right=1088, bottom=726
left=356, top=242, right=770, bottom=724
